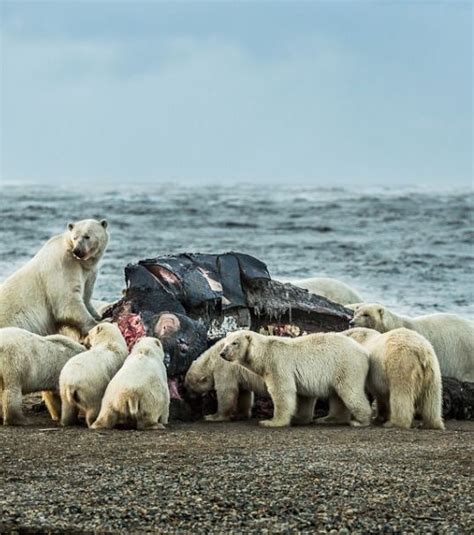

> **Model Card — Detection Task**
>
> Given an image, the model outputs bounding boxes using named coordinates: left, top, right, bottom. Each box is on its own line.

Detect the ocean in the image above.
left=1, top=183, right=473, bottom=318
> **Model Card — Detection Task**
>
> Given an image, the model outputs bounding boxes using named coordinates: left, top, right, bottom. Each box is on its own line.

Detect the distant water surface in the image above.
left=1, top=183, right=472, bottom=318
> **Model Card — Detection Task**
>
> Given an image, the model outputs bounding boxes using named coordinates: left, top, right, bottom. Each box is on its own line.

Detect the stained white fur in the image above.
left=92, top=337, right=170, bottom=430
left=279, top=276, right=363, bottom=305
left=59, top=323, right=128, bottom=428
left=351, top=304, right=474, bottom=382
left=0, top=327, right=85, bottom=425
left=185, top=339, right=267, bottom=422
left=220, top=330, right=371, bottom=428
left=345, top=327, right=444, bottom=430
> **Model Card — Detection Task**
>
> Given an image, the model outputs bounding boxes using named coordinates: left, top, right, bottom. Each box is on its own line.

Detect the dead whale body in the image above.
left=102, top=253, right=474, bottom=421
left=104, top=253, right=352, bottom=419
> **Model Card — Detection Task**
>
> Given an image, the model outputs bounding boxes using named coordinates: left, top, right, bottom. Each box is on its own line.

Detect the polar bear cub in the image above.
left=220, top=330, right=371, bottom=428
left=92, top=337, right=170, bottom=430
left=344, top=327, right=444, bottom=430
left=59, top=323, right=128, bottom=427
left=0, top=327, right=85, bottom=425
left=350, top=304, right=474, bottom=382
left=185, top=339, right=267, bottom=422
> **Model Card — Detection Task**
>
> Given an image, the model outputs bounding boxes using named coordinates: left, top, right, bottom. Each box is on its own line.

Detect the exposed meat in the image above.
left=116, top=312, right=146, bottom=351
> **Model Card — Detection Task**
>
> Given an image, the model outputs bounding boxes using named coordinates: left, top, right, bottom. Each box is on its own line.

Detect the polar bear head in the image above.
left=219, top=330, right=252, bottom=364
left=66, top=219, right=109, bottom=263
left=184, top=356, right=215, bottom=394
left=349, top=304, right=387, bottom=332
left=84, top=322, right=127, bottom=354
left=131, top=336, right=164, bottom=360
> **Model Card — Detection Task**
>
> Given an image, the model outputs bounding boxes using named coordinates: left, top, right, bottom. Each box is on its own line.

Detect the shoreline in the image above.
left=1, top=406, right=473, bottom=533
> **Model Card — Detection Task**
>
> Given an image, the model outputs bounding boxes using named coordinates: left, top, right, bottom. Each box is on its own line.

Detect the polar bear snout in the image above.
left=219, top=347, right=231, bottom=360
left=72, top=246, right=86, bottom=259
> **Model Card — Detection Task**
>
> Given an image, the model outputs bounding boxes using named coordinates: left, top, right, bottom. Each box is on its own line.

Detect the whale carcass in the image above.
left=104, top=253, right=352, bottom=418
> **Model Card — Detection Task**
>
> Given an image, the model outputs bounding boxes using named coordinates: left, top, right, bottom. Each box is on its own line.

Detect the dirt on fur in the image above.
left=1, top=398, right=472, bottom=534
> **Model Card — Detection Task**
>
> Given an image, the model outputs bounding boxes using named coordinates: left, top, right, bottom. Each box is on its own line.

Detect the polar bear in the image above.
left=344, top=327, right=444, bottom=430
left=0, top=327, right=85, bottom=425
left=350, top=304, right=474, bottom=382
left=92, top=337, right=170, bottom=430
left=279, top=277, right=363, bottom=306
left=0, top=219, right=109, bottom=337
left=59, top=323, right=128, bottom=427
left=219, top=330, right=371, bottom=427
left=184, top=339, right=267, bottom=422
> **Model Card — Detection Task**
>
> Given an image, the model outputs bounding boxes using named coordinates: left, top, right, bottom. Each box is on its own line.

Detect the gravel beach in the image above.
left=1, top=404, right=472, bottom=534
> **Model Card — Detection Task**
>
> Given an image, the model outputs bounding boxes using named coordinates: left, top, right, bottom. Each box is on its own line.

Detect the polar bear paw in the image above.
left=204, top=413, right=230, bottom=422
left=258, top=419, right=289, bottom=428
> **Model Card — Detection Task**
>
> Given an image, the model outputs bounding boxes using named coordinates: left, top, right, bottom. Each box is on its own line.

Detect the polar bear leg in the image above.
left=159, top=404, right=169, bottom=425
left=259, top=376, right=296, bottom=428
left=316, top=393, right=350, bottom=424
left=85, top=406, right=100, bottom=428
left=137, top=413, right=165, bottom=431
left=60, top=398, right=80, bottom=426
left=335, top=383, right=371, bottom=427
left=205, top=385, right=238, bottom=422
left=384, top=390, right=414, bottom=429
left=293, top=395, right=316, bottom=425
left=373, top=396, right=390, bottom=424
left=91, top=407, right=119, bottom=430
left=42, top=391, right=62, bottom=422
left=3, top=387, right=27, bottom=425
left=419, top=384, right=444, bottom=430
left=236, top=390, right=254, bottom=419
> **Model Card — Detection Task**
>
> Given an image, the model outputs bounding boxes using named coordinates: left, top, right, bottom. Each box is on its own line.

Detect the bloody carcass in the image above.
left=104, top=252, right=352, bottom=419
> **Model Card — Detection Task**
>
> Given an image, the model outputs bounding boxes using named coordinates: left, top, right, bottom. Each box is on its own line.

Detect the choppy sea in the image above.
left=0, top=183, right=473, bottom=318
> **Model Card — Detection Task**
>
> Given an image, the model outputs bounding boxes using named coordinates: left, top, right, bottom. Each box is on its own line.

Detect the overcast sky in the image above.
left=0, top=1, right=472, bottom=186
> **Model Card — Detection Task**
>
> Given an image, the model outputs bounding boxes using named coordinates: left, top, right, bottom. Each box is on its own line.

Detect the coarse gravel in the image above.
left=1, top=408, right=473, bottom=534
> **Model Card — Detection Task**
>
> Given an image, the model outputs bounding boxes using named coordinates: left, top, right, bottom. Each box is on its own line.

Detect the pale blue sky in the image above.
left=0, top=1, right=472, bottom=186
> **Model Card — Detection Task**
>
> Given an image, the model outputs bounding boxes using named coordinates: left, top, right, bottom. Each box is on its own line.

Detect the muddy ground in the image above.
left=1, top=402, right=473, bottom=534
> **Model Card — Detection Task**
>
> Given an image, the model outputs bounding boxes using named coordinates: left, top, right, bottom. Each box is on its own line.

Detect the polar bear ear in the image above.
left=67, top=222, right=74, bottom=231
left=100, top=219, right=108, bottom=229
left=378, top=307, right=384, bottom=317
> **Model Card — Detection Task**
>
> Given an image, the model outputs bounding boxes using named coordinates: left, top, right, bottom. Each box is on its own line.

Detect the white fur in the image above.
left=0, top=327, right=85, bottom=425
left=279, top=276, right=363, bottom=305
left=0, top=219, right=109, bottom=337
left=92, top=337, right=170, bottom=430
left=185, top=339, right=267, bottom=422
left=59, top=323, right=128, bottom=428
left=220, top=330, right=371, bottom=428
left=351, top=304, right=474, bottom=382
left=345, top=327, right=444, bottom=430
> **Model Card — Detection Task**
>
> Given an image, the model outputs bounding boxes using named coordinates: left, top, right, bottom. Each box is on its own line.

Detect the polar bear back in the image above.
left=410, top=314, right=474, bottom=381
left=108, top=345, right=168, bottom=395
left=353, top=305, right=474, bottom=382
left=257, top=333, right=369, bottom=398
left=283, top=277, right=363, bottom=305
left=0, top=327, right=85, bottom=393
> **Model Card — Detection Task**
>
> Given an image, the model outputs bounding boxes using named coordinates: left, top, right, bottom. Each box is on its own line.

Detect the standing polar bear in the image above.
left=92, top=337, right=170, bottom=431
left=0, top=218, right=109, bottom=337
left=0, top=327, right=85, bottom=425
left=344, top=327, right=444, bottom=430
left=0, top=219, right=109, bottom=420
left=278, top=277, right=363, bottom=306
left=350, top=304, right=474, bottom=382
left=219, top=330, right=371, bottom=428
left=59, top=323, right=128, bottom=427
left=185, top=339, right=267, bottom=422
